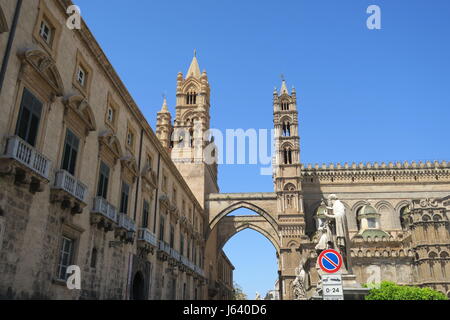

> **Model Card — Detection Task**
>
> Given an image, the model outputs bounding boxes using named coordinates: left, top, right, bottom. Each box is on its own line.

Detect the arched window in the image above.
left=189, top=128, right=194, bottom=147
left=283, top=148, right=292, bottom=164
left=282, top=122, right=291, bottom=137
left=186, top=91, right=197, bottom=105
left=281, top=101, right=289, bottom=111
left=399, top=206, right=410, bottom=231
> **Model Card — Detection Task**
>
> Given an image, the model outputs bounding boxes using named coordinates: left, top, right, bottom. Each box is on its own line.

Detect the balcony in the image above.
left=137, top=228, right=158, bottom=254
left=91, top=197, right=117, bottom=231
left=115, top=212, right=137, bottom=243
left=157, top=240, right=171, bottom=261
left=0, top=135, right=51, bottom=192
left=50, top=170, right=87, bottom=214
left=170, top=248, right=181, bottom=263
left=195, top=265, right=206, bottom=278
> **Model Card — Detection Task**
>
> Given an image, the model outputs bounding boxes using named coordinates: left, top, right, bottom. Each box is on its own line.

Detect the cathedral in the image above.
left=0, top=0, right=449, bottom=300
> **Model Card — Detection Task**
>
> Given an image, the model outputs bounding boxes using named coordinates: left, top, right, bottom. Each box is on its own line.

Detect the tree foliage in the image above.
left=365, top=281, right=448, bottom=300
left=232, top=282, right=248, bottom=300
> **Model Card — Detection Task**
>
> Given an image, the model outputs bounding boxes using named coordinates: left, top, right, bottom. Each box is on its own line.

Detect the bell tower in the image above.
left=273, top=79, right=307, bottom=300
left=170, top=52, right=218, bottom=206
left=273, top=79, right=304, bottom=214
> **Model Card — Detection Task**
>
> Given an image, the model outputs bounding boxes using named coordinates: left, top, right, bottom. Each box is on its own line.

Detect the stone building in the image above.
left=1, top=0, right=449, bottom=301
left=0, top=0, right=232, bottom=300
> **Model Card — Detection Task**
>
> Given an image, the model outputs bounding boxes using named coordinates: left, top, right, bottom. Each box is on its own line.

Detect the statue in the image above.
left=314, top=219, right=332, bottom=252
left=292, top=262, right=307, bottom=300
left=323, top=194, right=350, bottom=270
left=255, top=292, right=261, bottom=300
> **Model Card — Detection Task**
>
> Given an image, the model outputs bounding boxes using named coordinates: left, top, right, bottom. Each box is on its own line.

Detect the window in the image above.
left=61, top=129, right=80, bottom=175
left=146, top=155, right=153, bottom=171
left=120, top=182, right=130, bottom=214
left=187, top=240, right=191, bottom=259
left=97, top=161, right=110, bottom=199
left=73, top=51, right=92, bottom=96
left=107, top=107, right=114, bottom=123
left=367, top=218, right=377, bottom=229
left=186, top=91, right=197, bottom=105
left=39, top=19, right=52, bottom=44
left=77, top=66, right=86, bottom=87
left=282, top=122, right=291, bottom=137
left=172, top=187, right=177, bottom=204
left=127, top=131, right=134, bottom=148
left=15, top=88, right=43, bottom=147
left=142, top=200, right=150, bottom=229
left=283, top=148, right=292, bottom=164
left=170, top=225, right=175, bottom=248
left=159, top=216, right=165, bottom=241
left=162, top=175, right=168, bottom=191
left=57, top=236, right=74, bottom=280
left=281, top=101, right=289, bottom=111
left=180, top=234, right=185, bottom=256
left=90, top=248, right=97, bottom=269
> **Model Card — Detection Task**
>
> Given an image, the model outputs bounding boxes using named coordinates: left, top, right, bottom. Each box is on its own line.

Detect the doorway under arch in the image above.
left=131, top=271, right=145, bottom=300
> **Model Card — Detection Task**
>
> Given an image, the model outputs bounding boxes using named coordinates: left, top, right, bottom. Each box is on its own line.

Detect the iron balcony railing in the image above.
left=92, top=197, right=117, bottom=222
left=170, top=248, right=181, bottom=261
left=158, top=240, right=171, bottom=255
left=117, top=212, right=137, bottom=232
left=3, top=135, right=51, bottom=179
left=54, top=170, right=87, bottom=202
left=137, top=228, right=158, bottom=247
left=180, top=255, right=190, bottom=267
left=194, top=265, right=205, bottom=277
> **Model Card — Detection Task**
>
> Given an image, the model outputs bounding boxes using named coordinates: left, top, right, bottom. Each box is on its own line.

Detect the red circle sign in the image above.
left=318, top=249, right=343, bottom=274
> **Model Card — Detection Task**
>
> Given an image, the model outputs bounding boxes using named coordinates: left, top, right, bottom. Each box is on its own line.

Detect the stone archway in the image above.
left=205, top=192, right=305, bottom=300
left=131, top=271, right=145, bottom=300
left=206, top=193, right=278, bottom=231
left=216, top=215, right=280, bottom=251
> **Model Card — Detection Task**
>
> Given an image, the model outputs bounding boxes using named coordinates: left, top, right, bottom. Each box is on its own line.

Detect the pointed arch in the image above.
left=218, top=222, right=280, bottom=251
left=209, top=201, right=278, bottom=232
left=181, top=78, right=201, bottom=93
left=283, top=183, right=296, bottom=191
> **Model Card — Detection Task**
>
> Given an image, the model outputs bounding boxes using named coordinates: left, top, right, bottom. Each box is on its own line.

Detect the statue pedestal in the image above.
left=312, top=270, right=370, bottom=300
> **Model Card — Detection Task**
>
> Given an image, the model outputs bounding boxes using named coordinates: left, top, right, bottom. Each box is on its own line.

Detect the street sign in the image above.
left=318, top=249, right=343, bottom=274
left=322, top=274, right=344, bottom=300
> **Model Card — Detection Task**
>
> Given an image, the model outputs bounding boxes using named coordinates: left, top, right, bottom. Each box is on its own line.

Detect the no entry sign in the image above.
left=318, top=249, right=343, bottom=274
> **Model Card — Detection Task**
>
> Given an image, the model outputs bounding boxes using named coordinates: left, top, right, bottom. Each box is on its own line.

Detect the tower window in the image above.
left=186, top=91, right=197, bottom=105
left=282, top=122, right=291, bottom=137
left=281, top=101, right=289, bottom=111
left=283, top=148, right=293, bottom=164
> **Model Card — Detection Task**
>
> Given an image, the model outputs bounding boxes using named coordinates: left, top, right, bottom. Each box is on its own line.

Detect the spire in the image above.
left=280, top=79, right=289, bottom=95
left=160, top=95, right=169, bottom=113
left=186, top=49, right=201, bottom=79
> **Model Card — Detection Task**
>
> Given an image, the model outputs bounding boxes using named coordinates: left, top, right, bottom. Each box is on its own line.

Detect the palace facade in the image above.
left=1, top=0, right=449, bottom=301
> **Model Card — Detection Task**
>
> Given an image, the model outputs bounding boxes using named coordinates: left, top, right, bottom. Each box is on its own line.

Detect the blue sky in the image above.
left=75, top=0, right=450, bottom=298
